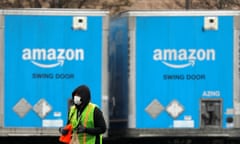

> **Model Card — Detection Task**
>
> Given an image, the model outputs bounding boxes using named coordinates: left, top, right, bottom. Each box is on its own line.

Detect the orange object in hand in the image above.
left=59, top=124, right=73, bottom=144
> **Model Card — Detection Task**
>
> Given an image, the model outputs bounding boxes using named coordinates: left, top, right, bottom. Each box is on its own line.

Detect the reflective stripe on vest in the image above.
left=69, top=103, right=102, bottom=144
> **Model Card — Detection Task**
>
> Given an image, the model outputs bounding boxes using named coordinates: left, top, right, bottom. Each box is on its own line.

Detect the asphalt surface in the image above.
left=0, top=136, right=240, bottom=144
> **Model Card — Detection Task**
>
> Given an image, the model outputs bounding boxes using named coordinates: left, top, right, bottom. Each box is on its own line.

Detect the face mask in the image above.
left=73, top=96, right=81, bottom=105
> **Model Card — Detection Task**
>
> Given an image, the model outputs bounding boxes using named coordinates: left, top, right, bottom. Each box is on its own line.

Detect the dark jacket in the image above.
left=69, top=85, right=106, bottom=144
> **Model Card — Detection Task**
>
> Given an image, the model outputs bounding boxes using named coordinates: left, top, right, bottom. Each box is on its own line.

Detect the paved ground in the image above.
left=0, top=136, right=240, bottom=144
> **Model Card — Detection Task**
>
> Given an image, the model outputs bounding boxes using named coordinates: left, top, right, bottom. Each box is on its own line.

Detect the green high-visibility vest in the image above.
left=69, top=103, right=102, bottom=144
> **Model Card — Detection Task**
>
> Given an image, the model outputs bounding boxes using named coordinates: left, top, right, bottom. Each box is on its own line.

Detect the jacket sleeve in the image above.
left=85, top=107, right=107, bottom=135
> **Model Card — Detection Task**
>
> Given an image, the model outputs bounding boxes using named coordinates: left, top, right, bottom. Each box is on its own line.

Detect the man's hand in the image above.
left=59, top=127, right=69, bottom=135
left=77, top=125, right=86, bottom=133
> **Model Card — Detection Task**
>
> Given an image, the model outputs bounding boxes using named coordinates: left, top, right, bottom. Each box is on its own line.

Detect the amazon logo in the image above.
left=153, top=48, right=216, bottom=69
left=22, top=48, right=84, bottom=68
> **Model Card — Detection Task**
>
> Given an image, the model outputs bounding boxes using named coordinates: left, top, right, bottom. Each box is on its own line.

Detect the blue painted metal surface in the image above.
left=4, top=15, right=104, bottom=127
left=134, top=16, right=233, bottom=128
